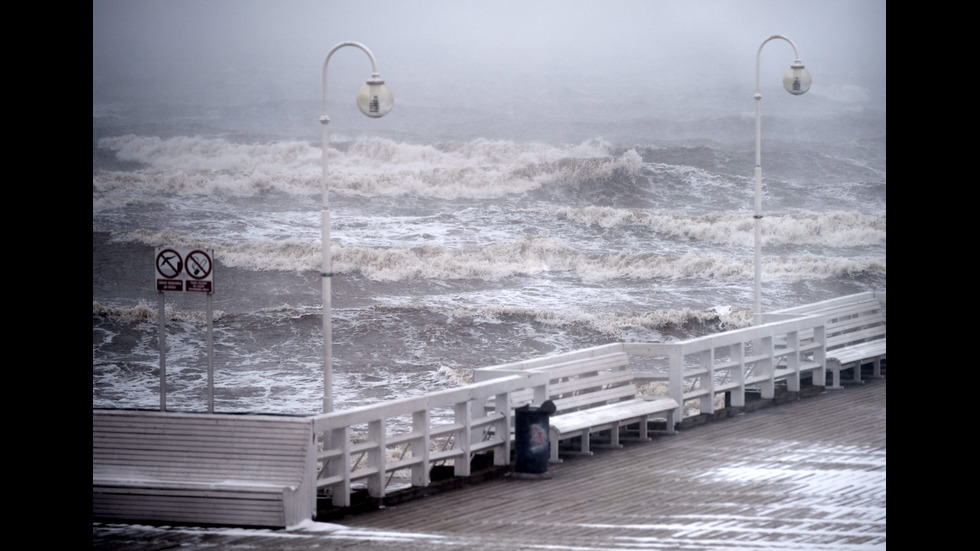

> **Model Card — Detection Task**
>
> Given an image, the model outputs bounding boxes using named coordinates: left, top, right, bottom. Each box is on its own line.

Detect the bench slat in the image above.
left=552, top=384, right=638, bottom=413
left=551, top=397, right=678, bottom=435
left=513, top=352, right=679, bottom=463
left=93, top=411, right=315, bottom=528
left=780, top=297, right=885, bottom=389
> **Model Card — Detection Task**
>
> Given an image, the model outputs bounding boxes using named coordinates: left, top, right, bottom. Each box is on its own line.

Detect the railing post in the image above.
left=494, top=390, right=512, bottom=466
left=454, top=400, right=473, bottom=477
left=730, top=342, right=745, bottom=407
left=785, top=330, right=801, bottom=391
left=699, top=349, right=714, bottom=414
left=331, top=425, right=351, bottom=507
left=813, top=324, right=827, bottom=387
left=367, top=419, right=386, bottom=498
left=412, top=409, right=430, bottom=487
left=759, top=334, right=775, bottom=399
left=668, top=346, right=684, bottom=427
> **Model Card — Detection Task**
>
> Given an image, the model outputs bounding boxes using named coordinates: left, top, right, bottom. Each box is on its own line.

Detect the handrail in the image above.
left=282, top=294, right=880, bottom=508
left=93, top=294, right=884, bottom=521
left=472, top=342, right=627, bottom=381
left=623, top=313, right=826, bottom=415
left=311, top=372, right=549, bottom=507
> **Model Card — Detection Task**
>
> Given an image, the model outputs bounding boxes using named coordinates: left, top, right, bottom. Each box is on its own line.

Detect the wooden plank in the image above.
left=531, top=350, right=677, bottom=461
left=551, top=398, right=678, bottom=435
left=772, top=296, right=886, bottom=391
left=550, top=369, right=633, bottom=395
left=829, top=343, right=886, bottom=364
left=552, top=387, right=637, bottom=413
left=93, top=410, right=315, bottom=528
left=537, top=353, right=631, bottom=378
left=95, top=360, right=887, bottom=550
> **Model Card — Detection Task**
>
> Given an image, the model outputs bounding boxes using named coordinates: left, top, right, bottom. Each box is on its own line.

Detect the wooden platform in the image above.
left=93, top=374, right=885, bottom=550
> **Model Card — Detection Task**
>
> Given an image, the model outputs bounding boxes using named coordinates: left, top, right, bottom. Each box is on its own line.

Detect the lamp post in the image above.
left=752, top=34, right=811, bottom=325
left=320, top=41, right=394, bottom=412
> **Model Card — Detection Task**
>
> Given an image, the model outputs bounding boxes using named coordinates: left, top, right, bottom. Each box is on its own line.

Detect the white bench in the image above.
left=769, top=294, right=885, bottom=389
left=540, top=352, right=679, bottom=463
left=93, top=409, right=316, bottom=528
left=822, top=300, right=886, bottom=388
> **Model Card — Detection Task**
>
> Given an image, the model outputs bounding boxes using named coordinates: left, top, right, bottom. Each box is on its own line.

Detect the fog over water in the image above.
left=93, top=0, right=885, bottom=144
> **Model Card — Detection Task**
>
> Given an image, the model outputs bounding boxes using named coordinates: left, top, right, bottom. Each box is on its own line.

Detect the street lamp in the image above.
left=320, top=41, right=394, bottom=412
left=752, top=34, right=811, bottom=325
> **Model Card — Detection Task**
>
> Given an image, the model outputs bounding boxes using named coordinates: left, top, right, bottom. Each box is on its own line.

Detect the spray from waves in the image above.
left=107, top=229, right=320, bottom=272
left=335, top=240, right=885, bottom=281
left=319, top=138, right=643, bottom=199
left=94, top=134, right=320, bottom=204
left=92, top=300, right=327, bottom=325
left=108, top=229, right=885, bottom=280
left=92, top=163, right=320, bottom=211
left=94, top=134, right=643, bottom=201
left=93, top=297, right=750, bottom=344
left=96, top=134, right=322, bottom=174
left=344, top=136, right=616, bottom=166
left=93, top=300, right=226, bottom=323
left=549, top=207, right=886, bottom=247
left=644, top=160, right=740, bottom=192
left=368, top=301, right=753, bottom=338
left=92, top=167, right=320, bottom=207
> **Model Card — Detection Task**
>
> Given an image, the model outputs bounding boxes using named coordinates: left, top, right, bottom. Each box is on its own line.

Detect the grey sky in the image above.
left=93, top=1, right=885, bottom=141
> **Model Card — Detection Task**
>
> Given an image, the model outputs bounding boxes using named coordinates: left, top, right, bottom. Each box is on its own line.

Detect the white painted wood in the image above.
left=93, top=410, right=316, bottom=528
left=93, top=292, right=884, bottom=523
left=312, top=372, right=549, bottom=507
left=473, top=343, right=627, bottom=381
left=621, top=312, right=827, bottom=414
left=527, top=354, right=680, bottom=463
left=772, top=295, right=885, bottom=389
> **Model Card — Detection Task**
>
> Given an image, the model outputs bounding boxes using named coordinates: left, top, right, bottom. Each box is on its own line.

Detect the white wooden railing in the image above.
left=310, top=315, right=830, bottom=506
left=474, top=313, right=827, bottom=424
left=312, top=372, right=549, bottom=507
left=622, top=312, right=826, bottom=415
left=303, top=293, right=881, bottom=508
left=92, top=293, right=884, bottom=524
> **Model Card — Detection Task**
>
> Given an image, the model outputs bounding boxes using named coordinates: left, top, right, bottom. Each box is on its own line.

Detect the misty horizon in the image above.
left=93, top=0, right=885, bottom=145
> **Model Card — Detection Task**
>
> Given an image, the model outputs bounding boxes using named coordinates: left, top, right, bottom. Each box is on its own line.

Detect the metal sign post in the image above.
left=154, top=247, right=215, bottom=412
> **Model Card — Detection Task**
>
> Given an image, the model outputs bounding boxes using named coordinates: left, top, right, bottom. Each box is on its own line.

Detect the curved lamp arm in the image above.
left=321, top=41, right=394, bottom=123
left=755, top=35, right=811, bottom=99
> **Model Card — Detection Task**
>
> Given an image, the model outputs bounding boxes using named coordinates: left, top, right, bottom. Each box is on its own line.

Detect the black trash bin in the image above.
left=514, top=400, right=556, bottom=477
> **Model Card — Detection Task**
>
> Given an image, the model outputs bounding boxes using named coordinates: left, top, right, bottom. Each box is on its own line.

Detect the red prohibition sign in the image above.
left=185, top=250, right=213, bottom=279
left=156, top=249, right=183, bottom=279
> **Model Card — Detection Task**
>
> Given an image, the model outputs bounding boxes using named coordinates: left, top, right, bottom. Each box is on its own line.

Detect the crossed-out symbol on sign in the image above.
left=185, top=250, right=212, bottom=279
left=156, top=249, right=183, bottom=278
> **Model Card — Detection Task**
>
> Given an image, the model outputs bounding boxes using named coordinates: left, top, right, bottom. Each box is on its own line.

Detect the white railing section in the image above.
left=473, top=315, right=826, bottom=424
left=622, top=313, right=825, bottom=417
left=307, top=293, right=882, bottom=508
left=312, top=372, right=549, bottom=507
left=472, top=342, right=630, bottom=407
left=767, top=290, right=886, bottom=316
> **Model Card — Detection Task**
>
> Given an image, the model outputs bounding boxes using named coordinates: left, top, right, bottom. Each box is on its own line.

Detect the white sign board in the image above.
left=155, top=247, right=214, bottom=293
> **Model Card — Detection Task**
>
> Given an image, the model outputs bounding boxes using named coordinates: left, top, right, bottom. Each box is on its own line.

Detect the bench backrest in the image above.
left=93, top=409, right=314, bottom=488
left=769, top=295, right=885, bottom=353
left=822, top=299, right=886, bottom=352
left=533, top=352, right=637, bottom=414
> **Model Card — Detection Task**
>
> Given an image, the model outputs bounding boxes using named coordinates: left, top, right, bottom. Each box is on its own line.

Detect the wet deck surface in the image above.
left=93, top=376, right=885, bottom=550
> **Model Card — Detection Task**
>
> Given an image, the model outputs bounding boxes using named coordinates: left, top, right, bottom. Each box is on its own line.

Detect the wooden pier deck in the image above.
left=92, top=374, right=885, bottom=550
